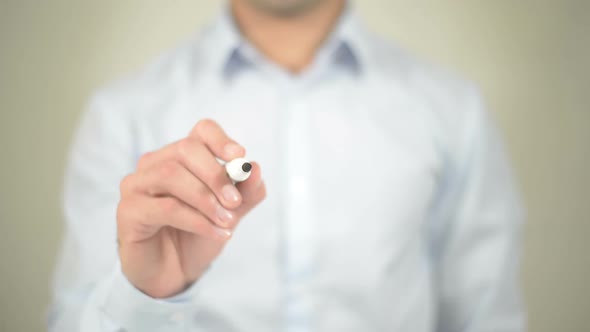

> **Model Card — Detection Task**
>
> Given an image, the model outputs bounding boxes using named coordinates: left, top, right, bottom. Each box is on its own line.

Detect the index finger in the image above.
left=190, top=119, right=245, bottom=161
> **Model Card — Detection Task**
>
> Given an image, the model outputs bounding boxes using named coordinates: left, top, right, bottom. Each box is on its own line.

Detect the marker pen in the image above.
left=225, top=157, right=252, bottom=182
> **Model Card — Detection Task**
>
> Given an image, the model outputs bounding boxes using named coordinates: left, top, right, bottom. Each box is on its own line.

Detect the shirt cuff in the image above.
left=100, top=263, right=199, bottom=331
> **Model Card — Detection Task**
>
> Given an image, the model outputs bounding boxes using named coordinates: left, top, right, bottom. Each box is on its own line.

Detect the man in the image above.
left=49, top=0, right=525, bottom=331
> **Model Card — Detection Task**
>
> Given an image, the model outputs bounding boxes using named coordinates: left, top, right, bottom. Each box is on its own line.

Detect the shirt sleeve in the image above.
left=429, top=88, right=526, bottom=332
left=48, top=91, right=198, bottom=332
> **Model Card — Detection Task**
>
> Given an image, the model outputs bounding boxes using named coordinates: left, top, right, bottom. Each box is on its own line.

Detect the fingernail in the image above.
left=222, top=184, right=241, bottom=204
left=216, top=205, right=234, bottom=226
left=213, top=226, right=232, bottom=239
left=224, top=143, right=244, bottom=158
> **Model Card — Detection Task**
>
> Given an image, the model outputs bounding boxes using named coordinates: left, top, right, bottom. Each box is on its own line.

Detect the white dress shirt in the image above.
left=49, top=6, right=525, bottom=332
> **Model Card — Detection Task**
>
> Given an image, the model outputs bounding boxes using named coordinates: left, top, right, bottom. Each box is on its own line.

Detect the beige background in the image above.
left=1, top=1, right=588, bottom=331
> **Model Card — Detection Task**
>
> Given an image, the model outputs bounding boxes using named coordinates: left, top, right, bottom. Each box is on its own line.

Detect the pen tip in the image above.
left=242, top=162, right=252, bottom=172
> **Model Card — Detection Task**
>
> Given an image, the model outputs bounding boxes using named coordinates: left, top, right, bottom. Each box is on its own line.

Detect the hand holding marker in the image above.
left=116, top=119, right=266, bottom=298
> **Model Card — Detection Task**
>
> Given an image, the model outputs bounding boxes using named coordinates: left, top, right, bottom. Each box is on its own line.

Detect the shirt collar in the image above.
left=203, top=2, right=368, bottom=80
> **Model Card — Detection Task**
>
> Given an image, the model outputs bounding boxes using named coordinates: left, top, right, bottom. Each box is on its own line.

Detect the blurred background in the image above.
left=0, top=1, right=588, bottom=331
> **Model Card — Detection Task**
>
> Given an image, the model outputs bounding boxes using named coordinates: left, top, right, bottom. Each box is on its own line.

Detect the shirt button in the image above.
left=169, top=312, right=185, bottom=323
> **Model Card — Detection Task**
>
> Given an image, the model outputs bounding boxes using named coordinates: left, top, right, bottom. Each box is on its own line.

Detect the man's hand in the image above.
left=116, top=119, right=266, bottom=298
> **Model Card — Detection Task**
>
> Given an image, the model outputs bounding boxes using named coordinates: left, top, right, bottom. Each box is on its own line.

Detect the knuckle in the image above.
left=158, top=197, right=179, bottom=214
left=175, top=139, right=191, bottom=161
left=190, top=150, right=221, bottom=186
left=116, top=200, right=127, bottom=221
left=205, top=193, right=221, bottom=215
left=116, top=199, right=135, bottom=226
left=137, top=152, right=153, bottom=169
left=191, top=220, right=208, bottom=235
left=206, top=192, right=218, bottom=207
left=119, top=174, right=134, bottom=194
left=196, top=184, right=214, bottom=203
left=206, top=171, right=224, bottom=191
left=195, top=187, right=217, bottom=213
left=158, top=161, right=179, bottom=179
left=194, top=118, right=216, bottom=136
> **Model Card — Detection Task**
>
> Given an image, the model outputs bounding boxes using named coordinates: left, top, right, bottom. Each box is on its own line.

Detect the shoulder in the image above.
left=366, top=31, right=481, bottom=110
left=362, top=31, right=487, bottom=152
left=87, top=26, right=215, bottom=121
